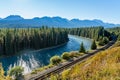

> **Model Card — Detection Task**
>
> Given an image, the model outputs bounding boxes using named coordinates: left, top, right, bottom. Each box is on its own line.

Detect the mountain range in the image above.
left=0, top=15, right=119, bottom=28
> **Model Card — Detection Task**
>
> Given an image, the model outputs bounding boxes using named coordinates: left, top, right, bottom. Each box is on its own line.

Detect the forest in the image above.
left=0, top=26, right=118, bottom=80
left=107, top=27, right=120, bottom=35
left=0, top=26, right=113, bottom=56
left=0, top=27, right=68, bottom=56
left=67, top=27, right=112, bottom=41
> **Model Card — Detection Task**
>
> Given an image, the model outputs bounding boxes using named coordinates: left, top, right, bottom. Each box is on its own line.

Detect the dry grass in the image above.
left=50, top=42, right=120, bottom=80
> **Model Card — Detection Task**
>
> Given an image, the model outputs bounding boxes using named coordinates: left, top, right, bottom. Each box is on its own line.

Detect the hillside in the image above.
left=0, top=15, right=119, bottom=28
left=50, top=42, right=120, bottom=80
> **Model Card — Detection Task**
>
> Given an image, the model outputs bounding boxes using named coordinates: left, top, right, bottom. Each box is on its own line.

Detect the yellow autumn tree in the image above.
left=0, top=63, right=12, bottom=80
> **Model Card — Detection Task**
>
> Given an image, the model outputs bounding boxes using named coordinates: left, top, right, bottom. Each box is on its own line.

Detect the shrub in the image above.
left=98, top=40, right=105, bottom=46
left=103, top=37, right=109, bottom=44
left=69, top=51, right=79, bottom=58
left=31, top=70, right=37, bottom=74
left=98, top=37, right=109, bottom=46
left=8, top=66, right=24, bottom=80
left=61, top=52, right=71, bottom=60
left=50, top=56, right=61, bottom=65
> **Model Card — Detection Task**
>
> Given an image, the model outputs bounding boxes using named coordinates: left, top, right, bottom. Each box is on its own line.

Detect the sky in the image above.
left=0, top=0, right=120, bottom=24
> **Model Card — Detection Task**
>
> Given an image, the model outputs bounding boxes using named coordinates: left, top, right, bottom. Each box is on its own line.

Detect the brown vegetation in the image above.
left=50, top=42, right=120, bottom=80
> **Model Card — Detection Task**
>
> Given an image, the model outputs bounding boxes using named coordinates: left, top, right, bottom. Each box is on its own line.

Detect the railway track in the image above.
left=26, top=41, right=115, bottom=80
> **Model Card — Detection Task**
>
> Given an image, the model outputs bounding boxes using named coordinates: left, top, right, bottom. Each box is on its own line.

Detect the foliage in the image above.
left=91, top=40, right=97, bottom=50
left=103, top=37, right=109, bottom=44
left=79, top=42, right=86, bottom=53
left=31, top=51, right=80, bottom=74
left=107, top=27, right=120, bottom=36
left=68, top=27, right=111, bottom=41
left=8, top=66, right=24, bottom=80
left=50, top=55, right=62, bottom=65
left=61, top=52, right=71, bottom=60
left=0, top=63, right=12, bottom=80
left=69, top=51, right=80, bottom=58
left=51, top=43, right=120, bottom=80
left=0, top=27, right=68, bottom=56
left=98, top=37, right=109, bottom=46
left=61, top=69, right=70, bottom=80
left=117, top=34, right=120, bottom=41
left=107, top=27, right=119, bottom=40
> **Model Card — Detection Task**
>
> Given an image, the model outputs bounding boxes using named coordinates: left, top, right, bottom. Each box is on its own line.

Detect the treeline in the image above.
left=107, top=27, right=120, bottom=40
left=107, top=27, right=120, bottom=35
left=0, top=27, right=68, bottom=56
left=67, top=27, right=112, bottom=41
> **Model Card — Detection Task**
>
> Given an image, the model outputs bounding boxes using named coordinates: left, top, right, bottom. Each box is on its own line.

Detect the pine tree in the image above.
left=79, top=42, right=86, bottom=53
left=91, top=40, right=97, bottom=50
left=117, top=34, right=120, bottom=41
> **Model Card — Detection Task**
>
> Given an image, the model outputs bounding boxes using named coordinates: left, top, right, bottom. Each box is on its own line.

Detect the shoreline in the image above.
left=20, top=42, right=68, bottom=54
left=0, top=41, right=68, bottom=58
left=0, top=35, right=91, bottom=58
left=69, top=35, right=92, bottom=40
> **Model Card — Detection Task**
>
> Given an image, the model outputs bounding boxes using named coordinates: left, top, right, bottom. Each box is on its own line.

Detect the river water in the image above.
left=0, top=35, right=92, bottom=74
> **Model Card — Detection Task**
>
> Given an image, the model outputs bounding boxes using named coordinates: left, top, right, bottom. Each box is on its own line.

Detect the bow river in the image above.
left=0, top=35, right=92, bottom=74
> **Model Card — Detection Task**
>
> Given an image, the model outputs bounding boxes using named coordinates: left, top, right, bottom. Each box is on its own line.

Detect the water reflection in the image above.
left=0, top=35, right=92, bottom=74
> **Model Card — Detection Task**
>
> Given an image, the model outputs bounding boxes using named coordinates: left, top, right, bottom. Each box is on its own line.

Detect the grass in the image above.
left=30, top=51, right=84, bottom=74
left=31, top=64, right=54, bottom=74
left=50, top=41, right=120, bottom=80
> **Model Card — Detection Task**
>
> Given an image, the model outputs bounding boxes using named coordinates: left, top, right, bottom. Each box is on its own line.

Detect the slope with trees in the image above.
left=0, top=27, right=69, bottom=56
left=68, top=27, right=111, bottom=41
left=50, top=42, right=120, bottom=80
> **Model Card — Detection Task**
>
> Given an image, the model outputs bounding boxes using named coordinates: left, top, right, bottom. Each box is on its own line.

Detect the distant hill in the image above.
left=4, top=15, right=24, bottom=20
left=0, top=15, right=119, bottom=28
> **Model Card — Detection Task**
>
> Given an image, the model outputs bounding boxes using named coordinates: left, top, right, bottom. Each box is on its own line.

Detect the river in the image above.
left=0, top=35, right=92, bottom=74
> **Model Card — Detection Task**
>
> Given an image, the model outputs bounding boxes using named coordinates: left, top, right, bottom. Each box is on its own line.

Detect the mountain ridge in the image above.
left=4, top=15, right=24, bottom=20
left=0, top=15, right=119, bottom=28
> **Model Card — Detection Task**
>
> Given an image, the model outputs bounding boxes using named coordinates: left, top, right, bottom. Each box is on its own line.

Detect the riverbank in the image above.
left=0, top=41, right=68, bottom=59
left=0, top=35, right=92, bottom=76
left=71, top=35, right=92, bottom=40
left=25, top=40, right=115, bottom=80
left=18, top=42, right=68, bottom=54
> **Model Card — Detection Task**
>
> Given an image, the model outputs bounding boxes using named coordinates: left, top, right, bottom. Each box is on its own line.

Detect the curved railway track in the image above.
left=26, top=41, right=115, bottom=80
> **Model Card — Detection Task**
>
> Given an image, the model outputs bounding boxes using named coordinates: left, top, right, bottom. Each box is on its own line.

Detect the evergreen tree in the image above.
left=91, top=40, right=97, bottom=50
left=79, top=42, right=86, bottom=53
left=117, top=34, right=120, bottom=41
left=68, top=27, right=111, bottom=41
left=0, top=28, right=69, bottom=56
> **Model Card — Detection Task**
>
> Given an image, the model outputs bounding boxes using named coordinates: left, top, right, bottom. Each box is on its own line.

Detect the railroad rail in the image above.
left=25, top=41, right=115, bottom=80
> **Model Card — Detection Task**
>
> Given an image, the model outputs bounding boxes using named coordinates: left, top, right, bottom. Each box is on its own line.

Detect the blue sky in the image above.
left=0, top=0, right=120, bottom=24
